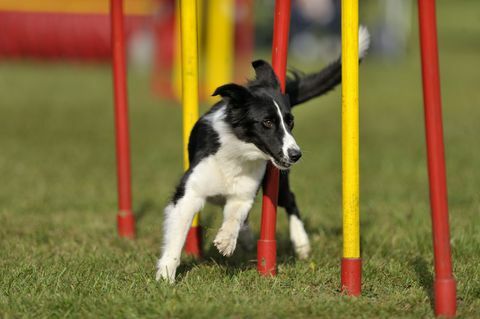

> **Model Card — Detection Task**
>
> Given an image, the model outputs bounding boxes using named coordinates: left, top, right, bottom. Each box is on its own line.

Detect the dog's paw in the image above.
left=289, top=215, right=311, bottom=260
left=213, top=227, right=238, bottom=257
left=238, top=223, right=255, bottom=251
left=156, top=258, right=178, bottom=283
left=294, top=243, right=311, bottom=260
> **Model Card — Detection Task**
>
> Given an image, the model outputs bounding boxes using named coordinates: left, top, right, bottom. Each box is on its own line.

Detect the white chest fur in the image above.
left=186, top=106, right=268, bottom=201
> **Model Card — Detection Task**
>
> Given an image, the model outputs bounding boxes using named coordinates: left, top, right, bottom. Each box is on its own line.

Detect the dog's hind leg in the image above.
left=278, top=171, right=311, bottom=259
left=214, top=198, right=254, bottom=257
left=156, top=191, right=205, bottom=283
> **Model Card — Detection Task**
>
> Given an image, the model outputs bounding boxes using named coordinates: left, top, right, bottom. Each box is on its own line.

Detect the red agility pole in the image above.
left=257, top=0, right=291, bottom=276
left=111, top=0, right=135, bottom=238
left=418, top=0, right=456, bottom=316
left=234, top=0, right=254, bottom=83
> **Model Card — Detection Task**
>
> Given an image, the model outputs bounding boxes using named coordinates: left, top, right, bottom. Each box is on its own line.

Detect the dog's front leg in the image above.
left=214, top=198, right=253, bottom=257
left=156, top=192, right=205, bottom=283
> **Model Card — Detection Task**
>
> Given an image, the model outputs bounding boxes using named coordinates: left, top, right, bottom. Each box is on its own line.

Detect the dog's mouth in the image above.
left=269, top=157, right=293, bottom=170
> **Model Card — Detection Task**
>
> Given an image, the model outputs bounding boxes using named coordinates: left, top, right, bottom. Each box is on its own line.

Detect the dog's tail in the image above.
left=286, top=26, right=370, bottom=107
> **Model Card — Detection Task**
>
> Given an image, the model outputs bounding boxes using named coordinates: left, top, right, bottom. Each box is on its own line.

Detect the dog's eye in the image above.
left=262, top=119, right=273, bottom=129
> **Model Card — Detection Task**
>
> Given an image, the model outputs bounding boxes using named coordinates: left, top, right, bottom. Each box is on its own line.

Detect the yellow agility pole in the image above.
left=179, top=0, right=202, bottom=257
left=172, top=3, right=182, bottom=100
left=205, top=0, right=234, bottom=100
left=340, top=0, right=361, bottom=295
left=173, top=0, right=203, bottom=100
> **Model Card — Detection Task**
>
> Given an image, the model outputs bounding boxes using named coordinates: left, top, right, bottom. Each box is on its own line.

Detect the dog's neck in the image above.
left=205, top=105, right=269, bottom=164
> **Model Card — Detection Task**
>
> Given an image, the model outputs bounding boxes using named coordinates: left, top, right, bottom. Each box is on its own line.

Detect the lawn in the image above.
left=1, top=1, right=479, bottom=318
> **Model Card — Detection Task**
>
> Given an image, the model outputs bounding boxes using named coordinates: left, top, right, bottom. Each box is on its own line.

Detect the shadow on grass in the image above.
left=175, top=232, right=299, bottom=280
left=153, top=202, right=320, bottom=281
left=314, top=223, right=341, bottom=238
left=411, top=256, right=435, bottom=310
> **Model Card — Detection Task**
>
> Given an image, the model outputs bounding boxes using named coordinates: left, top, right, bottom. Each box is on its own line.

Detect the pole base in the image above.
left=341, top=258, right=362, bottom=296
left=117, top=210, right=135, bottom=239
left=257, top=239, right=276, bottom=276
left=434, top=278, right=456, bottom=317
left=185, top=226, right=202, bottom=258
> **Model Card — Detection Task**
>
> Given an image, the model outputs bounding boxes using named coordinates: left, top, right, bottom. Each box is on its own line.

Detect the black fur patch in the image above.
left=212, top=83, right=252, bottom=104
left=172, top=169, right=192, bottom=204
left=286, top=58, right=341, bottom=106
left=188, top=118, right=221, bottom=167
left=278, top=171, right=300, bottom=217
left=172, top=116, right=221, bottom=204
left=251, top=60, right=280, bottom=89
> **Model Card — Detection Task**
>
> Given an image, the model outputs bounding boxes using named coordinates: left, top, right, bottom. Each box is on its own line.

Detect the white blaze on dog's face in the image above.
left=272, top=98, right=301, bottom=168
left=246, top=94, right=302, bottom=170
left=212, top=60, right=302, bottom=170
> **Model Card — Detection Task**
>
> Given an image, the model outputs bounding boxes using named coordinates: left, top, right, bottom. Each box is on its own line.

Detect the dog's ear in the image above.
left=252, top=60, right=280, bottom=89
left=212, top=83, right=252, bottom=104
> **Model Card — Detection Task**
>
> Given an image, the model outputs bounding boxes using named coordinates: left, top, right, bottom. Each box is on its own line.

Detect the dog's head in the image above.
left=213, top=60, right=301, bottom=170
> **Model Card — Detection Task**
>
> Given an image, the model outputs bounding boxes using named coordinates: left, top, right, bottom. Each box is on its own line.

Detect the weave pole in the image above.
left=180, top=0, right=202, bottom=257
left=340, top=0, right=361, bottom=295
left=205, top=0, right=234, bottom=101
left=257, top=0, right=291, bottom=276
left=418, top=0, right=456, bottom=316
left=234, top=0, right=254, bottom=83
left=111, top=0, right=135, bottom=238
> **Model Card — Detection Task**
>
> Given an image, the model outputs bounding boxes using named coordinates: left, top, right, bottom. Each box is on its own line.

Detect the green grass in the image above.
left=1, top=1, right=479, bottom=318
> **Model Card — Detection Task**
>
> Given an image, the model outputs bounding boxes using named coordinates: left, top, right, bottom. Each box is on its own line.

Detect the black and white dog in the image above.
left=157, top=27, right=369, bottom=283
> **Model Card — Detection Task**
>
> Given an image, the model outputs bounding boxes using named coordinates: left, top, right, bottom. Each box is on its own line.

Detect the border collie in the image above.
left=157, top=27, right=370, bottom=283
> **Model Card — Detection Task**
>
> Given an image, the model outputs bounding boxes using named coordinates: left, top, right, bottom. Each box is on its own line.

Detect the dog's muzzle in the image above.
left=288, top=148, right=302, bottom=163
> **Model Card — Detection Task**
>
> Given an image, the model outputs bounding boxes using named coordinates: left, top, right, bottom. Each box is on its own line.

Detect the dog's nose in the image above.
left=288, top=148, right=302, bottom=162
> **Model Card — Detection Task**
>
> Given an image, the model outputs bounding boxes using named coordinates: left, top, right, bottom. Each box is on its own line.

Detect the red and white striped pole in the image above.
left=418, top=0, right=456, bottom=316
left=257, top=0, right=291, bottom=276
left=111, top=0, right=135, bottom=238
